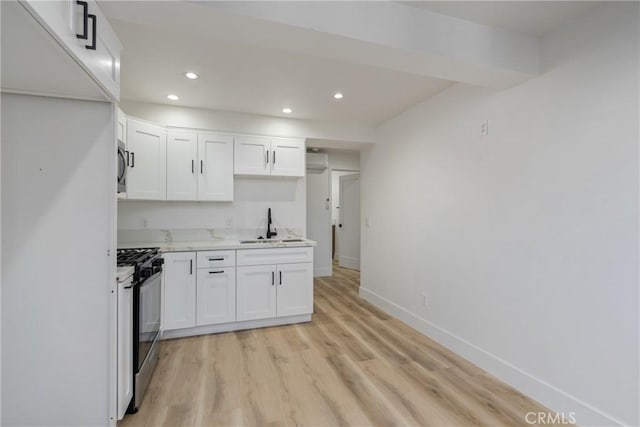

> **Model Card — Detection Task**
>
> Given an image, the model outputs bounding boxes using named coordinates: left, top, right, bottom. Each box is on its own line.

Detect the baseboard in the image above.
left=359, top=287, right=625, bottom=427
left=161, top=314, right=312, bottom=340
left=314, top=266, right=332, bottom=277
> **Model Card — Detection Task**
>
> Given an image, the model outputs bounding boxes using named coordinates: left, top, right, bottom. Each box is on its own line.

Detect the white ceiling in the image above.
left=102, top=1, right=599, bottom=126
left=401, top=1, right=600, bottom=37
left=108, top=17, right=452, bottom=126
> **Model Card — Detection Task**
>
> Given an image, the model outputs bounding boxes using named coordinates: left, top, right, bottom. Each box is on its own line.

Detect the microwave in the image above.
left=117, top=140, right=127, bottom=193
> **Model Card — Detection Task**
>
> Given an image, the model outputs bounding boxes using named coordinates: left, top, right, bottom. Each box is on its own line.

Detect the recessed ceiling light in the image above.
left=185, top=72, right=198, bottom=80
left=167, top=94, right=179, bottom=101
left=333, top=92, right=344, bottom=99
left=282, top=107, right=292, bottom=114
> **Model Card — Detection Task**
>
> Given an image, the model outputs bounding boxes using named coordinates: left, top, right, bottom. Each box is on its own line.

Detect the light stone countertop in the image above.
left=117, top=238, right=317, bottom=253
left=116, top=266, right=135, bottom=283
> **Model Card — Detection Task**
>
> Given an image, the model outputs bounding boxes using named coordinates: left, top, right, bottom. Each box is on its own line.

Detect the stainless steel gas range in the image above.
left=117, top=247, right=163, bottom=413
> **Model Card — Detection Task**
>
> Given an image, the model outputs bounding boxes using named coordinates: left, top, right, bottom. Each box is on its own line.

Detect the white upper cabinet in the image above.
left=270, top=138, right=306, bottom=177
left=234, top=136, right=270, bottom=176
left=167, top=132, right=198, bottom=201
left=234, top=137, right=305, bottom=177
left=127, top=119, right=167, bottom=200
left=197, top=133, right=234, bottom=201
left=21, top=0, right=122, bottom=101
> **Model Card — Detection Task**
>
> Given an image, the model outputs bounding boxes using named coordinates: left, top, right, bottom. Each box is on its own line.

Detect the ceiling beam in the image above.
left=101, top=1, right=539, bottom=89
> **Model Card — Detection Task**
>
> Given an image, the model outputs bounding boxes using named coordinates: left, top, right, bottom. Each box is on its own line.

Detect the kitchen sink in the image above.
left=239, top=238, right=304, bottom=244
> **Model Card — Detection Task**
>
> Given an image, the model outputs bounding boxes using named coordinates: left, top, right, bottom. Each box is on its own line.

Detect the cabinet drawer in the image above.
left=197, top=250, right=236, bottom=268
left=237, top=247, right=313, bottom=266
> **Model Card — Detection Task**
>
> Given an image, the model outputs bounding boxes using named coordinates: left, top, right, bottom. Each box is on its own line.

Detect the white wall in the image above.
left=120, top=100, right=377, bottom=145
left=306, top=168, right=331, bottom=276
left=327, top=150, right=360, bottom=172
left=118, top=177, right=306, bottom=240
left=2, top=94, right=115, bottom=425
left=360, top=4, right=638, bottom=426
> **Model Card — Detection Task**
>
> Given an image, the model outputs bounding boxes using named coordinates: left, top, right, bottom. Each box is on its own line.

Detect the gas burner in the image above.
left=117, top=247, right=160, bottom=267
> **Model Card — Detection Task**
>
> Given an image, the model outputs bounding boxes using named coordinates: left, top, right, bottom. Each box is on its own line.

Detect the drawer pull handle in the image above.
left=208, top=257, right=224, bottom=261
left=271, top=271, right=274, bottom=286
left=85, top=13, right=97, bottom=50
left=75, top=1, right=88, bottom=40
left=209, top=270, right=224, bottom=274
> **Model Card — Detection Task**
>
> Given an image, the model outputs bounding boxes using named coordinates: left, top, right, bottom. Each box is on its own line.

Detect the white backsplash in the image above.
left=118, top=177, right=306, bottom=244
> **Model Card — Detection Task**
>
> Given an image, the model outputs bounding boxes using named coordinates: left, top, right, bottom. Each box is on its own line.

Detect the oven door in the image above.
left=137, top=270, right=161, bottom=371
left=117, top=140, right=127, bottom=193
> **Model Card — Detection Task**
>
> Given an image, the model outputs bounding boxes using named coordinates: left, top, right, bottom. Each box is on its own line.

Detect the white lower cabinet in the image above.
left=276, top=263, right=314, bottom=317
left=237, top=248, right=313, bottom=321
left=163, top=252, right=196, bottom=330
left=197, top=267, right=236, bottom=326
left=163, top=250, right=236, bottom=331
left=236, top=265, right=277, bottom=321
left=117, top=276, right=133, bottom=420
left=163, top=247, right=313, bottom=336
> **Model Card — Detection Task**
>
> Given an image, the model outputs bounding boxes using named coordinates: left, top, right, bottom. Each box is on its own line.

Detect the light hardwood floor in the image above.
left=120, top=262, right=554, bottom=427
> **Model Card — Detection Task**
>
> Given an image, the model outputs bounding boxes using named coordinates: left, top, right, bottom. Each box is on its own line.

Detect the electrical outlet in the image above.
left=422, top=293, right=429, bottom=307
left=481, top=120, right=489, bottom=136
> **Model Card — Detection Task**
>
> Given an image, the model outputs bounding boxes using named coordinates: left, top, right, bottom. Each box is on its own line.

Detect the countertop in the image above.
left=116, top=266, right=135, bottom=283
left=117, top=238, right=317, bottom=253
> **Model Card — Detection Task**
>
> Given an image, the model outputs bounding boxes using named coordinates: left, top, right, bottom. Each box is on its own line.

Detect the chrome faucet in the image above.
left=267, top=208, right=277, bottom=239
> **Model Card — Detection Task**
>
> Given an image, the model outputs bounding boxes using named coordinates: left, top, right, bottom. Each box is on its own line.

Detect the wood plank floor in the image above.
left=120, top=262, right=555, bottom=427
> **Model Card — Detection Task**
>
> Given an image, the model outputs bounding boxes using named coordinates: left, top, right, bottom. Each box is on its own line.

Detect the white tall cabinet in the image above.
left=126, top=119, right=167, bottom=200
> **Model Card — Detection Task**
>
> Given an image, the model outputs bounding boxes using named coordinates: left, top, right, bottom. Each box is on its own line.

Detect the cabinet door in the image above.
left=234, top=136, right=270, bottom=176
left=236, top=265, right=277, bottom=321
left=163, top=252, right=196, bottom=330
left=117, top=279, right=133, bottom=419
left=270, top=138, right=305, bottom=177
left=276, top=263, right=313, bottom=317
left=167, top=132, right=197, bottom=200
left=127, top=119, right=166, bottom=200
left=197, top=268, right=236, bottom=326
left=22, top=0, right=122, bottom=101
left=198, top=133, right=234, bottom=201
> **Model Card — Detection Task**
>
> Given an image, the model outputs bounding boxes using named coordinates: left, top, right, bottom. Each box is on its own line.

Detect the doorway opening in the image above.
left=306, top=149, right=361, bottom=278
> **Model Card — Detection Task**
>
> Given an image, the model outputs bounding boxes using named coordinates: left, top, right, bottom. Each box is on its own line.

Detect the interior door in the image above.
left=198, top=133, right=234, bottom=201
left=167, top=132, right=197, bottom=200
left=338, top=174, right=361, bottom=270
